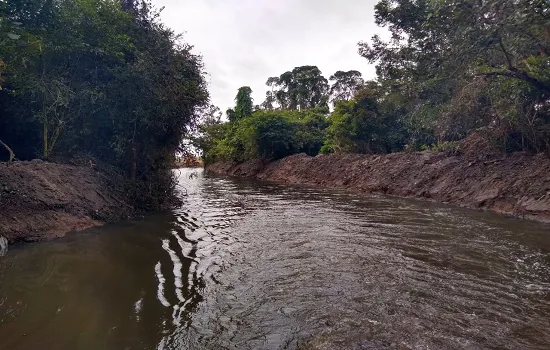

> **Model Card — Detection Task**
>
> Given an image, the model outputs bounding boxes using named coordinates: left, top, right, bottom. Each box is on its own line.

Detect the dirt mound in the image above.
left=207, top=152, right=550, bottom=223
left=0, top=160, right=132, bottom=244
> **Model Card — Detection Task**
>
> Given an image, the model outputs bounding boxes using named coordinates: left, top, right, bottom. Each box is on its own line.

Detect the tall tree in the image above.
left=261, top=91, right=276, bottom=110
left=292, top=66, right=329, bottom=110
left=262, top=66, right=329, bottom=110
left=262, top=77, right=279, bottom=110
left=235, top=86, right=253, bottom=120
left=329, top=70, right=364, bottom=103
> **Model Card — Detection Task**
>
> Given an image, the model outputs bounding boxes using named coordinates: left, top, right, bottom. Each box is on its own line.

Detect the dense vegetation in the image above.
left=0, top=0, right=208, bottom=208
left=1, top=0, right=548, bottom=203
left=197, top=0, right=550, bottom=164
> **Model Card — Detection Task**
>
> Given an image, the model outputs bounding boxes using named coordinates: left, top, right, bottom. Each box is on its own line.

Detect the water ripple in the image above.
left=1, top=168, right=549, bottom=350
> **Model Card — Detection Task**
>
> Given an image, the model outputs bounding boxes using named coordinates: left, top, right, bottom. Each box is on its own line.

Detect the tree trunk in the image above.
left=131, top=143, right=137, bottom=182
left=43, top=116, right=49, bottom=158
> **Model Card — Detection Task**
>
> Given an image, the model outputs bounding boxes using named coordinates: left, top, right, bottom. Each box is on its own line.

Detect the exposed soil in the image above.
left=0, top=159, right=133, bottom=244
left=207, top=151, right=550, bottom=223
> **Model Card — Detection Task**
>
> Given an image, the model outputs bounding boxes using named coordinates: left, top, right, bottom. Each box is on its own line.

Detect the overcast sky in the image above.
left=154, top=0, right=385, bottom=115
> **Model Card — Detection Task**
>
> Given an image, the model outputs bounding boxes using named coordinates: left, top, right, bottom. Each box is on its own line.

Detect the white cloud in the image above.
left=154, top=0, right=385, bottom=113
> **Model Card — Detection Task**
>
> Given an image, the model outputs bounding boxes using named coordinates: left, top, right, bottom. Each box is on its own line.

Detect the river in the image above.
left=1, top=168, right=549, bottom=350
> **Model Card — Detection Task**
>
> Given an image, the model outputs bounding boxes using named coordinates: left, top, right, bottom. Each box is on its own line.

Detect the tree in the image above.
left=261, top=91, right=276, bottom=110
left=198, top=104, right=222, bottom=127
left=188, top=104, right=223, bottom=159
left=361, top=0, right=550, bottom=90
left=358, top=0, right=550, bottom=151
left=293, top=66, right=329, bottom=110
left=198, top=108, right=329, bottom=164
left=235, top=86, right=253, bottom=120
left=0, top=0, right=209, bottom=208
left=226, top=108, right=237, bottom=123
left=329, top=70, right=364, bottom=103
left=323, top=84, right=405, bottom=154
left=262, top=66, right=330, bottom=110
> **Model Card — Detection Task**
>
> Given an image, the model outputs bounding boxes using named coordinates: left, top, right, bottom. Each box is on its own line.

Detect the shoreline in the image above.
left=0, top=160, right=134, bottom=245
left=206, top=151, right=550, bottom=224
left=2, top=151, right=548, bottom=247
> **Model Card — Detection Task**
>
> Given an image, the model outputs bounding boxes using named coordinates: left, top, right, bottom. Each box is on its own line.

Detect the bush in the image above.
left=200, top=109, right=328, bottom=164
left=323, top=91, right=406, bottom=154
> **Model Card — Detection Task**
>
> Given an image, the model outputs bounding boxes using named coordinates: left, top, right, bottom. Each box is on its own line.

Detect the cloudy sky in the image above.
left=154, top=0, right=385, bottom=114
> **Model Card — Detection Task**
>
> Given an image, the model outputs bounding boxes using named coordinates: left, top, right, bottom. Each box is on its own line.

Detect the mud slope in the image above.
left=207, top=152, right=550, bottom=223
left=0, top=160, right=132, bottom=243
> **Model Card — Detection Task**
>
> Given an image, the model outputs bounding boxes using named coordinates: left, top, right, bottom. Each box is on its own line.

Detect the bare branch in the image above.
left=0, top=140, right=15, bottom=162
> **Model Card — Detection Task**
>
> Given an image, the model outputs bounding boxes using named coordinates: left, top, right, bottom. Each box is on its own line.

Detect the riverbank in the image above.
left=207, top=151, right=550, bottom=223
left=0, top=160, right=133, bottom=244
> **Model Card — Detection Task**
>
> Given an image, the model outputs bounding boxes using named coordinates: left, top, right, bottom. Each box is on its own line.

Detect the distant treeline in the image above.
left=196, top=0, right=550, bottom=164
left=0, top=0, right=208, bottom=208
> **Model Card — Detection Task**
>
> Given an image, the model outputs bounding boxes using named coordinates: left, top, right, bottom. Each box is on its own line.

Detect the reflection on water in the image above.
left=1, top=168, right=550, bottom=349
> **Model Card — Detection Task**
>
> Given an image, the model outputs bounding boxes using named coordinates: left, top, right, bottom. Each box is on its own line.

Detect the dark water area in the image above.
left=1, top=168, right=550, bottom=350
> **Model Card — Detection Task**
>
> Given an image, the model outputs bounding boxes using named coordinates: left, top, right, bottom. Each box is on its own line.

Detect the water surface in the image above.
left=1, top=168, right=550, bottom=349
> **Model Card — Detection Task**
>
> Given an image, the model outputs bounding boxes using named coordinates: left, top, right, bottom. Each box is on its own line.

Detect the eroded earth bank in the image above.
left=207, top=151, right=550, bottom=223
left=0, top=160, right=132, bottom=244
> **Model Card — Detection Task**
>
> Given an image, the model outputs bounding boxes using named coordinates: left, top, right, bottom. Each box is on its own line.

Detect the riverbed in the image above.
left=1, top=168, right=549, bottom=349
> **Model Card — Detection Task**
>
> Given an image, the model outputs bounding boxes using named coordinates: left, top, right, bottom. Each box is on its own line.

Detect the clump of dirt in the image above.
left=0, top=159, right=133, bottom=244
left=207, top=151, right=550, bottom=223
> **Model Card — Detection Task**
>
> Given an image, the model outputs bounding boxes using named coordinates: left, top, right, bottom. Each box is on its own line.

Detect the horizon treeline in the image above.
left=196, top=0, right=550, bottom=164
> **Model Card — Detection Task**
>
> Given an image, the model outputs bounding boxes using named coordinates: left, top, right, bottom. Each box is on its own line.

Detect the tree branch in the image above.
left=0, top=140, right=15, bottom=162
left=498, top=38, right=514, bottom=69
left=476, top=69, right=550, bottom=94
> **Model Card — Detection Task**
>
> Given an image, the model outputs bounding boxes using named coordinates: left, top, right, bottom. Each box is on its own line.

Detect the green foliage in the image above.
left=198, top=0, right=550, bottom=165
left=265, top=66, right=330, bottom=110
left=250, top=113, right=295, bottom=160
left=421, top=141, right=461, bottom=155
left=323, top=87, right=406, bottom=154
left=0, top=0, right=208, bottom=207
left=235, top=86, right=253, bottom=120
left=359, top=0, right=550, bottom=153
left=226, top=108, right=237, bottom=123
left=200, top=82, right=408, bottom=162
left=329, top=70, right=364, bottom=103
left=201, top=108, right=329, bottom=164
left=201, top=0, right=550, bottom=166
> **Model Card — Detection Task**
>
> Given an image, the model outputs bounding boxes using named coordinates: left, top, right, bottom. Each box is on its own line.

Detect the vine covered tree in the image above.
left=235, top=86, right=253, bottom=120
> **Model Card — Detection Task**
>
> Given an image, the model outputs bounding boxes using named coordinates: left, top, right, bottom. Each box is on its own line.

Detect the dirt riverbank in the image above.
left=207, top=152, right=550, bottom=223
left=0, top=160, right=133, bottom=244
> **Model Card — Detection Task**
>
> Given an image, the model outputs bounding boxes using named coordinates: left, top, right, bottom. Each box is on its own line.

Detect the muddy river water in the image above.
left=1, top=168, right=550, bottom=350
